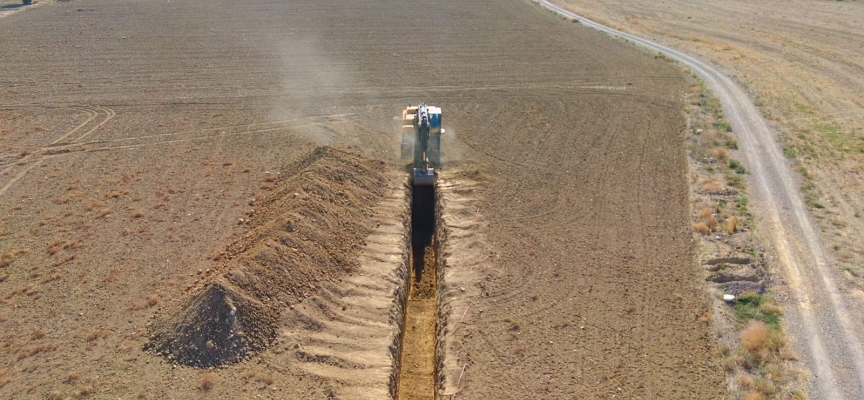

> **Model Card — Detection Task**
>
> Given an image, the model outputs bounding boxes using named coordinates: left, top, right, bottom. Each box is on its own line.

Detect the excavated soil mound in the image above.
left=147, top=147, right=390, bottom=367
left=146, top=281, right=273, bottom=367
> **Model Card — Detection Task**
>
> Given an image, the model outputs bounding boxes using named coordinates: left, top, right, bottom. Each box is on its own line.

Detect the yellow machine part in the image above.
left=402, top=106, right=418, bottom=126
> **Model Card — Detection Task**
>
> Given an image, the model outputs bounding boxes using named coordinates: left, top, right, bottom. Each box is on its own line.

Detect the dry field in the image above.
left=553, top=0, right=864, bottom=297
left=2, top=0, right=724, bottom=398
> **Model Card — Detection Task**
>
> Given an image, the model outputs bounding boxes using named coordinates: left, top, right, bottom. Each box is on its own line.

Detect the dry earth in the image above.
left=2, top=0, right=724, bottom=398
left=549, top=0, right=864, bottom=397
left=555, top=0, right=864, bottom=290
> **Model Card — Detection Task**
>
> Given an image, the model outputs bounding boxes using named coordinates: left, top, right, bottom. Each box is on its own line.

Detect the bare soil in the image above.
left=556, top=0, right=864, bottom=291
left=1, top=0, right=724, bottom=398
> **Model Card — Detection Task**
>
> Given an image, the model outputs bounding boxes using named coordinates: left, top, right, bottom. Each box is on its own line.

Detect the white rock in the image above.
left=723, top=294, right=736, bottom=303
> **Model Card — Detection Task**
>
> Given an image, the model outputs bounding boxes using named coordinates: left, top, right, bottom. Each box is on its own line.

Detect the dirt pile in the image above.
left=147, top=147, right=390, bottom=367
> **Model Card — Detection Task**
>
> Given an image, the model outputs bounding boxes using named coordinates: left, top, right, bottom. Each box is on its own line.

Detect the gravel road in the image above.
left=538, top=0, right=864, bottom=398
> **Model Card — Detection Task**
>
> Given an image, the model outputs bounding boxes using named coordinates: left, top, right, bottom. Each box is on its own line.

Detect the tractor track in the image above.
left=538, top=0, right=864, bottom=397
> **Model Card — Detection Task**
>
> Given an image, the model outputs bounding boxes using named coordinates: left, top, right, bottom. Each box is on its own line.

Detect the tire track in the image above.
left=49, top=106, right=99, bottom=145
left=0, top=109, right=358, bottom=198
left=71, top=105, right=115, bottom=143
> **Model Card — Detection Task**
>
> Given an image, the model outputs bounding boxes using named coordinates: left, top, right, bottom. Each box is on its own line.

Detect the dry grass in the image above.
left=705, top=216, right=719, bottom=230
left=31, top=328, right=45, bottom=340
left=700, top=179, right=722, bottom=192
left=22, top=283, right=39, bottom=296
left=697, top=207, right=714, bottom=218
left=16, top=342, right=57, bottom=360
left=692, top=222, right=710, bottom=234
left=0, top=368, right=10, bottom=389
left=725, top=216, right=739, bottom=234
left=104, top=190, right=128, bottom=199
left=130, top=210, right=145, bottom=219
left=197, top=372, right=216, bottom=391
left=244, top=372, right=275, bottom=386
left=130, top=294, right=159, bottom=310
left=64, top=372, right=80, bottom=384
left=0, top=248, right=29, bottom=268
left=85, top=200, right=105, bottom=211
left=741, top=321, right=769, bottom=353
left=742, top=392, right=766, bottom=400
left=47, top=239, right=84, bottom=255
left=86, top=329, right=108, bottom=341
left=72, top=384, right=95, bottom=398
left=709, top=147, right=730, bottom=161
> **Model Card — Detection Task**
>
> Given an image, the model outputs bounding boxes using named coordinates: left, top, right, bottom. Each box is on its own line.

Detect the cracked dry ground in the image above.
left=0, top=0, right=723, bottom=398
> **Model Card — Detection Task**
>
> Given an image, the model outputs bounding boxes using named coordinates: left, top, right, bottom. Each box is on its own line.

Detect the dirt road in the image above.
left=538, top=1, right=864, bottom=398
left=2, top=0, right=722, bottom=398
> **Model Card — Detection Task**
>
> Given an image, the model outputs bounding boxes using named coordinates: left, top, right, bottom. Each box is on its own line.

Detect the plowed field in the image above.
left=0, top=0, right=723, bottom=398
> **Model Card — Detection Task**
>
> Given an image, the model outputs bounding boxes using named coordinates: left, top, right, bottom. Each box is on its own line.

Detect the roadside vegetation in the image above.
left=683, top=77, right=807, bottom=399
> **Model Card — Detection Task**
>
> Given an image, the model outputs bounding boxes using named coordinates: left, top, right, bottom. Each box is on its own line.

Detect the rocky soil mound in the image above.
left=146, top=147, right=390, bottom=367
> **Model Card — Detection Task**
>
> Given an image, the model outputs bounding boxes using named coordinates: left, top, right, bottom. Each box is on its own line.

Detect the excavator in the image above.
left=400, top=103, right=443, bottom=186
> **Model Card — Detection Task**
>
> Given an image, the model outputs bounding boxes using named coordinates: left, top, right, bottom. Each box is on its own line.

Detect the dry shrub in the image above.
left=753, top=378, right=777, bottom=396
left=263, top=174, right=277, bottom=182
left=705, top=216, right=718, bottom=230
left=197, top=372, right=216, bottom=391
left=697, top=207, right=713, bottom=218
left=736, top=374, right=754, bottom=389
left=702, top=130, right=721, bottom=140
left=700, top=179, right=722, bottom=192
left=742, top=392, right=765, bottom=400
left=709, top=147, right=729, bottom=160
left=725, top=216, right=738, bottom=234
left=741, top=321, right=769, bottom=353
left=130, top=210, right=145, bottom=219
left=692, top=222, right=710, bottom=234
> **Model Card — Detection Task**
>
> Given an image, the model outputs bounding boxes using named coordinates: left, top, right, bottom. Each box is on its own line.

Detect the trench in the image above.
left=397, top=184, right=439, bottom=400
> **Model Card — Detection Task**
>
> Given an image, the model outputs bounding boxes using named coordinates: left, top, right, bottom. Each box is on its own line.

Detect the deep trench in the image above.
left=397, top=185, right=439, bottom=400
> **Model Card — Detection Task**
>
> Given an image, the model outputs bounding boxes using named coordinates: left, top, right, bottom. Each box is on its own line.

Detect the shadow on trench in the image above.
left=411, top=185, right=437, bottom=283
left=396, top=184, right=439, bottom=400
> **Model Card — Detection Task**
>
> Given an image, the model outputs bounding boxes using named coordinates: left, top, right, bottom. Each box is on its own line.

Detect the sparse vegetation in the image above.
left=72, top=384, right=95, bottom=398
left=0, top=248, right=29, bottom=268
left=733, top=292, right=782, bottom=329
left=197, top=372, right=216, bottom=391
left=130, top=294, right=159, bottom=310
left=684, top=76, right=800, bottom=397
